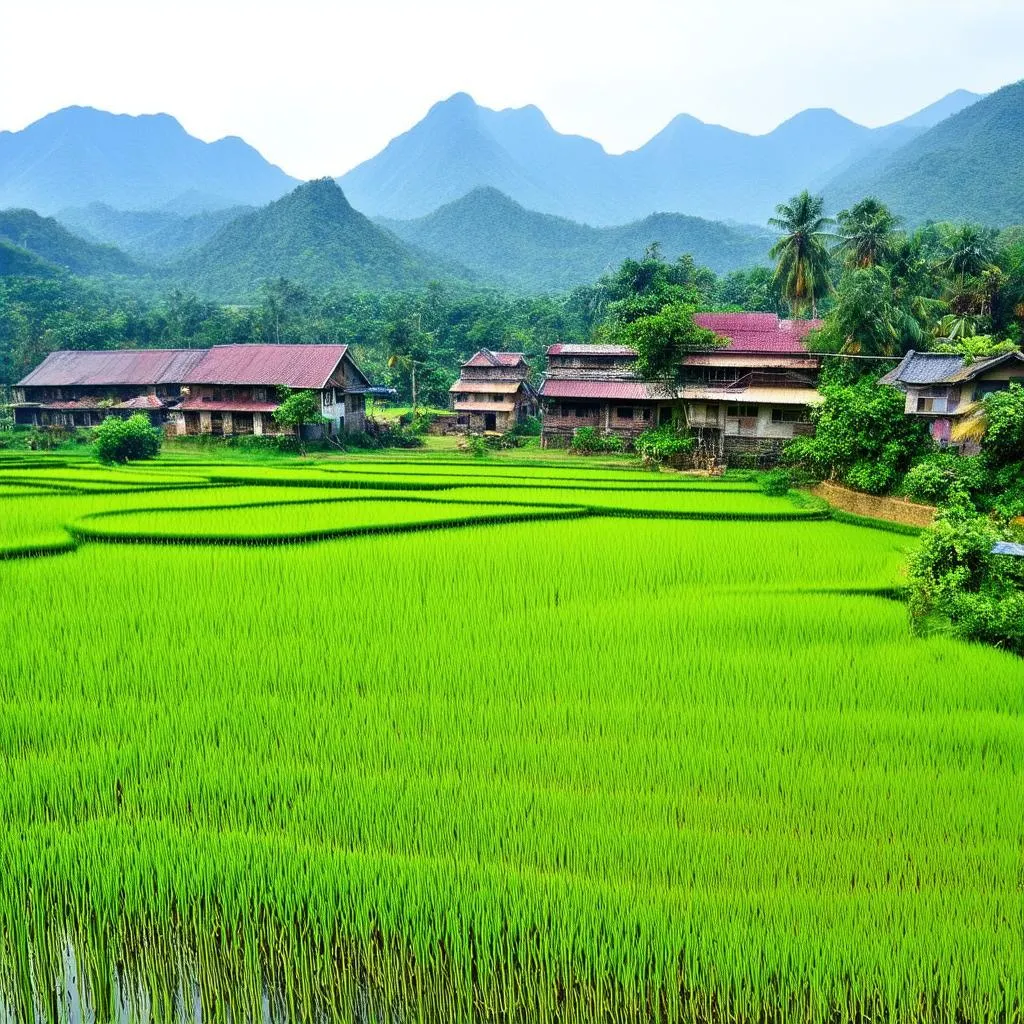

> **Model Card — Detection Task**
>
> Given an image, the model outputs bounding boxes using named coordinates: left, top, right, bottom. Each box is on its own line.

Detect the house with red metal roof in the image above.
left=12, top=349, right=208, bottom=428
left=13, top=344, right=389, bottom=438
left=173, top=343, right=386, bottom=438
left=539, top=314, right=824, bottom=462
left=447, top=350, right=537, bottom=433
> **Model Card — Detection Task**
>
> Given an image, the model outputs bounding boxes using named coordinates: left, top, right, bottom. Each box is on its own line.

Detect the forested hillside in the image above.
left=0, top=209, right=140, bottom=276
left=172, top=179, right=459, bottom=300
left=58, top=203, right=251, bottom=262
left=382, top=187, right=772, bottom=290
left=825, top=81, right=1024, bottom=225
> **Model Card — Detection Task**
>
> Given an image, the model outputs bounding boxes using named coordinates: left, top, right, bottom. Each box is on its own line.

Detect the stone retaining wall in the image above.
left=813, top=481, right=937, bottom=528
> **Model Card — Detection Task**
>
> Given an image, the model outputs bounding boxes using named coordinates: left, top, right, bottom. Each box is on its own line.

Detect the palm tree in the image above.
left=833, top=198, right=900, bottom=269
left=769, top=191, right=835, bottom=318
left=935, top=224, right=997, bottom=287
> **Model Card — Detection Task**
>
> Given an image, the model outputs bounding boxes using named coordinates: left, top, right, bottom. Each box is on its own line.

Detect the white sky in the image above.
left=2, top=0, right=1022, bottom=180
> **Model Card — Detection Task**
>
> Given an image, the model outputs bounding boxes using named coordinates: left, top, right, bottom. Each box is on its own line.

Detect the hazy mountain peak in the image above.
left=894, top=88, right=985, bottom=129
left=0, top=106, right=298, bottom=214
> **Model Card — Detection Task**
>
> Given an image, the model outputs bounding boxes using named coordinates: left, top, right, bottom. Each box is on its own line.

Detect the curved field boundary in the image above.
left=0, top=537, right=78, bottom=561
left=829, top=508, right=925, bottom=536
left=69, top=505, right=590, bottom=547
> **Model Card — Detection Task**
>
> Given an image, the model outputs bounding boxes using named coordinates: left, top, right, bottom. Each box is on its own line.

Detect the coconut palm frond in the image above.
left=951, top=402, right=989, bottom=445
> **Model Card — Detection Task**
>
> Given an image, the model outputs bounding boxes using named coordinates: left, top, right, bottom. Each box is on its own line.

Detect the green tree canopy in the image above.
left=833, top=198, right=900, bottom=269
left=768, top=191, right=835, bottom=318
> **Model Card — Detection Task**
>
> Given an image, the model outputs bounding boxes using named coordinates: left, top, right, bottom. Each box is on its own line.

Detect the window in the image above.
left=976, top=381, right=1011, bottom=398
left=771, top=406, right=811, bottom=423
left=641, top=407, right=651, bottom=420
left=727, top=404, right=758, bottom=418
left=616, top=407, right=634, bottom=419
left=917, top=396, right=947, bottom=414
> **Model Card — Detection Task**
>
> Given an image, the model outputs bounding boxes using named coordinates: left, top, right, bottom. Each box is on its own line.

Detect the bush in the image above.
left=634, top=425, right=695, bottom=465
left=907, top=497, right=1024, bottom=656
left=901, top=453, right=988, bottom=506
left=783, top=378, right=932, bottom=494
left=508, top=415, right=542, bottom=438
left=93, top=414, right=162, bottom=463
left=571, top=427, right=625, bottom=455
left=760, top=469, right=792, bottom=497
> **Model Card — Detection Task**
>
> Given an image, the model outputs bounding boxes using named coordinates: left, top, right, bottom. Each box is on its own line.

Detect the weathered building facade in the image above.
left=12, top=344, right=386, bottom=437
left=683, top=313, right=823, bottom=462
left=879, top=349, right=1024, bottom=451
left=539, top=315, right=824, bottom=461
left=448, top=350, right=537, bottom=432
left=173, top=344, right=381, bottom=437
left=12, top=349, right=207, bottom=428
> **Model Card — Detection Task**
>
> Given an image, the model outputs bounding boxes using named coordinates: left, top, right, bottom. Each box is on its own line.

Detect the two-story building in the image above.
left=173, top=344, right=383, bottom=437
left=539, top=315, right=823, bottom=460
left=11, top=349, right=208, bottom=428
left=12, top=344, right=388, bottom=438
left=878, top=349, right=1024, bottom=450
left=448, top=350, right=537, bottom=432
left=683, top=313, right=823, bottom=462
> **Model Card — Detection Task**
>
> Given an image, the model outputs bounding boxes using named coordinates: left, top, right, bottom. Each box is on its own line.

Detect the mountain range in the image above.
left=824, top=81, right=1024, bottom=226
left=340, top=88, right=986, bottom=225
left=0, top=106, right=298, bottom=215
left=381, top=188, right=773, bottom=291
left=171, top=178, right=449, bottom=299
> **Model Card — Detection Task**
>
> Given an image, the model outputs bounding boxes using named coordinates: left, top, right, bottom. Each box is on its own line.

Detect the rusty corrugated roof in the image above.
left=694, top=313, right=821, bottom=354
left=17, top=349, right=208, bottom=387
left=547, top=344, right=637, bottom=357
left=540, top=379, right=672, bottom=401
left=176, top=399, right=280, bottom=413
left=183, top=344, right=350, bottom=388
left=449, top=380, right=523, bottom=394
left=462, top=350, right=528, bottom=368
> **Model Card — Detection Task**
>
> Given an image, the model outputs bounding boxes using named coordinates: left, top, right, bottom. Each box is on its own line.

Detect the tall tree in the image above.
left=768, top=191, right=835, bottom=318
left=833, top=198, right=900, bottom=269
left=935, top=224, right=997, bottom=287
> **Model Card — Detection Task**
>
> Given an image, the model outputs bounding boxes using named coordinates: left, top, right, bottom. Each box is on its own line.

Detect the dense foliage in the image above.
left=785, top=375, right=933, bottom=493
left=93, top=413, right=162, bottom=463
left=908, top=498, right=1024, bottom=655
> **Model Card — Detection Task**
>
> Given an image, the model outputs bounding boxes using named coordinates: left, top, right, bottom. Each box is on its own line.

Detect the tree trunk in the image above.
left=411, top=363, right=418, bottom=416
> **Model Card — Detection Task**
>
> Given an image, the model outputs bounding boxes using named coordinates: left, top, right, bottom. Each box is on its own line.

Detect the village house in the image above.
left=539, top=314, right=823, bottom=461
left=448, top=350, right=538, bottom=432
left=172, top=343, right=385, bottom=437
left=12, top=343, right=388, bottom=437
left=11, top=348, right=208, bottom=428
left=878, top=349, right=1024, bottom=452
left=683, top=313, right=823, bottom=462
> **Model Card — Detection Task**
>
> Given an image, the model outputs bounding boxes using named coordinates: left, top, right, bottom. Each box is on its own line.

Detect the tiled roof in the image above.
left=547, top=344, right=637, bottom=357
left=878, top=350, right=1024, bottom=388
left=540, top=379, right=673, bottom=401
left=449, top=380, right=523, bottom=394
left=17, top=348, right=207, bottom=387
left=183, top=344, right=350, bottom=388
left=176, top=399, right=280, bottom=413
left=462, top=350, right=527, bottom=368
left=694, top=313, right=821, bottom=354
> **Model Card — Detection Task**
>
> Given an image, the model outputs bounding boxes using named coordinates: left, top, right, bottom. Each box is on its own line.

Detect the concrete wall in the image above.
left=813, top=481, right=937, bottom=528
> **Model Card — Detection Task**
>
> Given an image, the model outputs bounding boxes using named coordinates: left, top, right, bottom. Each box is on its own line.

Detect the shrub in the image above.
left=784, top=378, right=932, bottom=494
left=93, top=414, right=162, bottom=463
left=509, top=415, right=542, bottom=438
left=902, top=454, right=988, bottom=506
left=571, top=427, right=625, bottom=455
left=634, top=425, right=695, bottom=465
left=760, top=469, right=792, bottom=497
left=907, top=497, right=1024, bottom=655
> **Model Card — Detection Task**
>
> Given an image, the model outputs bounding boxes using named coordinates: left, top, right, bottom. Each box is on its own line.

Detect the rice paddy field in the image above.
left=0, top=448, right=1021, bottom=1024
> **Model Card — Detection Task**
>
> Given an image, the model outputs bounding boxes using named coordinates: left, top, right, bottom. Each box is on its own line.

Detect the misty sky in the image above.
left=2, top=0, right=1023, bottom=179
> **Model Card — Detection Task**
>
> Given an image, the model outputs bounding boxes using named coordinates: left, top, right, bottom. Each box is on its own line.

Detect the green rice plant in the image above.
left=0, top=454, right=1018, bottom=1024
